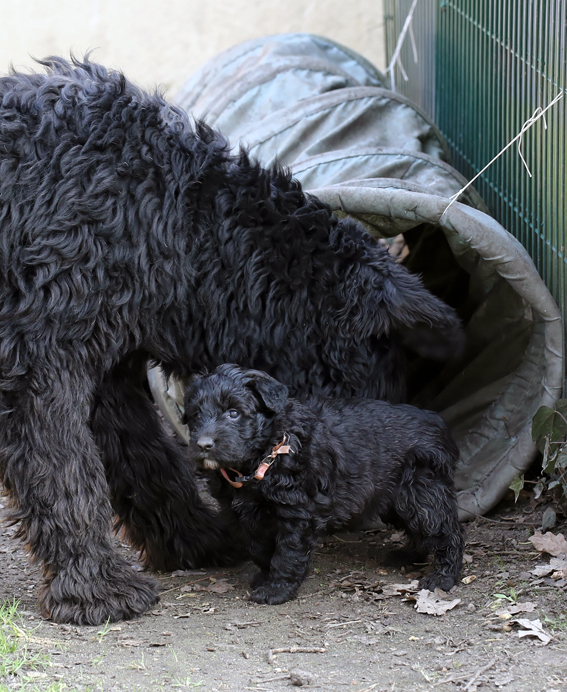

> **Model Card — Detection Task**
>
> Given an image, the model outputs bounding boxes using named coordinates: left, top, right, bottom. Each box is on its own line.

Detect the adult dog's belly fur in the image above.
left=0, top=56, right=462, bottom=624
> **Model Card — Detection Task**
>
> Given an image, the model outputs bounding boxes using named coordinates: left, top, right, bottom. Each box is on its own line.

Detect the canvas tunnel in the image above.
left=148, top=34, right=564, bottom=519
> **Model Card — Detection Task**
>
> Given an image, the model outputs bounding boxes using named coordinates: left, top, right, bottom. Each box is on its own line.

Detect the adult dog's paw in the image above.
left=39, top=558, right=159, bottom=625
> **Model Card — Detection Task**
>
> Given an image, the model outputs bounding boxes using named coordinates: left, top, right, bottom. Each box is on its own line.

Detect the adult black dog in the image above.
left=185, top=364, right=465, bottom=604
left=0, top=57, right=462, bottom=624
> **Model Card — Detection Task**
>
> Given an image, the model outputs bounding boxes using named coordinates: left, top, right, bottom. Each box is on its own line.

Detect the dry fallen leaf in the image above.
left=512, top=618, right=551, bottom=645
left=549, top=557, right=567, bottom=577
left=530, top=556, right=567, bottom=578
left=495, top=602, right=536, bottom=617
left=528, top=531, right=567, bottom=557
left=493, top=674, right=515, bottom=687
left=381, top=580, right=420, bottom=597
left=330, top=571, right=384, bottom=600
left=206, top=579, right=235, bottom=594
left=388, top=532, right=406, bottom=543
left=414, top=589, right=461, bottom=616
left=461, top=575, right=476, bottom=585
left=531, top=564, right=555, bottom=577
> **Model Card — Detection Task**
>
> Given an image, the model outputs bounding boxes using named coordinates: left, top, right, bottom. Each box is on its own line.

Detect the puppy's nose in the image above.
left=197, top=436, right=215, bottom=451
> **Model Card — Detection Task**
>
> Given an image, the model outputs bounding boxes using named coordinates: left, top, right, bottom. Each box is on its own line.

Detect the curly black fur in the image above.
left=185, top=365, right=465, bottom=604
left=0, top=57, right=462, bottom=624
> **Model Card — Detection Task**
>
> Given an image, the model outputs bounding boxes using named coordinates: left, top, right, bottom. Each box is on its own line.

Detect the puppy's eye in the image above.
left=227, top=409, right=240, bottom=419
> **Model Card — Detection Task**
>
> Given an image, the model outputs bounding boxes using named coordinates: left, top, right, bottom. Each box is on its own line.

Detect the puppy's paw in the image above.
left=419, top=572, right=457, bottom=592
left=40, top=557, right=159, bottom=625
left=248, top=583, right=297, bottom=605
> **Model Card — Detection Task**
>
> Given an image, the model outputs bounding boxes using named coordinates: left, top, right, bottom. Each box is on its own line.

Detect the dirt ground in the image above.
left=1, top=484, right=567, bottom=692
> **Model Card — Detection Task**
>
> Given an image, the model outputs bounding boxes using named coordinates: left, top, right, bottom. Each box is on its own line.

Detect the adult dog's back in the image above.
left=0, top=57, right=462, bottom=624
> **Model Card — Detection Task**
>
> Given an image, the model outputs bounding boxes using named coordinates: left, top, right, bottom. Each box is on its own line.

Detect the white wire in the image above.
left=440, top=90, right=565, bottom=221
left=385, top=0, right=420, bottom=92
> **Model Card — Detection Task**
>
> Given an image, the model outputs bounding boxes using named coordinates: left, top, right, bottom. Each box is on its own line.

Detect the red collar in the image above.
left=219, top=434, right=291, bottom=488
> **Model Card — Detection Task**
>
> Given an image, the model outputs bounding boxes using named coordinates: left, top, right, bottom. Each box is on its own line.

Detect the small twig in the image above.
left=297, top=587, right=333, bottom=600
left=253, top=674, right=291, bottom=684
left=159, top=573, right=226, bottom=596
left=333, top=630, right=355, bottom=642
left=464, top=657, right=497, bottom=691
left=156, top=571, right=205, bottom=580
left=433, top=673, right=472, bottom=686
left=331, top=535, right=362, bottom=543
left=470, top=512, right=521, bottom=525
left=267, top=646, right=326, bottom=663
left=272, top=646, right=326, bottom=654
left=231, top=621, right=261, bottom=628
left=412, top=665, right=432, bottom=683
left=325, top=619, right=362, bottom=628
left=357, top=684, right=381, bottom=692
left=159, top=585, right=185, bottom=596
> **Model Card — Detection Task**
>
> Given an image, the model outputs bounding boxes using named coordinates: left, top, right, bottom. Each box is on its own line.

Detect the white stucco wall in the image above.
left=0, top=0, right=385, bottom=99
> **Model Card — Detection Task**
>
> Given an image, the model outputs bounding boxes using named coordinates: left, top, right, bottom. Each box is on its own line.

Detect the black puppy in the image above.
left=185, top=364, right=465, bottom=605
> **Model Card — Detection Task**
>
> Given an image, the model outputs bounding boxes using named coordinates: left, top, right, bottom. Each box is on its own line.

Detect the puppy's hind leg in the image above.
left=393, top=454, right=465, bottom=592
left=91, top=352, right=244, bottom=572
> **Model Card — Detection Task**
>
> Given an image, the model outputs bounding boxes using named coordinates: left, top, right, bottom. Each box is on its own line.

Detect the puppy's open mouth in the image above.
left=202, top=458, right=220, bottom=470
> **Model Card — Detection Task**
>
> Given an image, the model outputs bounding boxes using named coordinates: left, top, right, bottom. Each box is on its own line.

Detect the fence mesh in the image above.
left=385, top=0, right=566, bottom=369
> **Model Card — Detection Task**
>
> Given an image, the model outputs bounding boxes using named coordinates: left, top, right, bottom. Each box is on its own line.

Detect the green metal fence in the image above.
left=385, top=0, right=567, bottom=361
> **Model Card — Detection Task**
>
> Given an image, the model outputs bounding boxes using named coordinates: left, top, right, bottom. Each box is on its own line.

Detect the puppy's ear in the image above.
left=245, top=370, right=288, bottom=414
left=182, top=372, right=205, bottom=424
left=187, top=371, right=205, bottom=384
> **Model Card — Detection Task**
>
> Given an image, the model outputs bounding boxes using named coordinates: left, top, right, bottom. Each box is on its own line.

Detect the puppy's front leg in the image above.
left=248, top=516, right=318, bottom=605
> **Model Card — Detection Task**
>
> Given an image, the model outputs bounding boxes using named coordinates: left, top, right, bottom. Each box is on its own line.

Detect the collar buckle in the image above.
left=219, top=434, right=290, bottom=488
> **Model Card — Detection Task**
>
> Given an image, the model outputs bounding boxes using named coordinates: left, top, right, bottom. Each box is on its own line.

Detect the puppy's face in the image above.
left=184, top=364, right=288, bottom=471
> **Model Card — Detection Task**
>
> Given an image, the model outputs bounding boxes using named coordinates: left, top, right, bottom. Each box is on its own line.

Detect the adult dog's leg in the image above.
left=0, top=367, right=158, bottom=625
left=91, top=353, right=241, bottom=571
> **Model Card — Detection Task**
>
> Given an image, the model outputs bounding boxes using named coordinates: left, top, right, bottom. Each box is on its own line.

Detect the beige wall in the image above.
left=0, top=0, right=385, bottom=99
